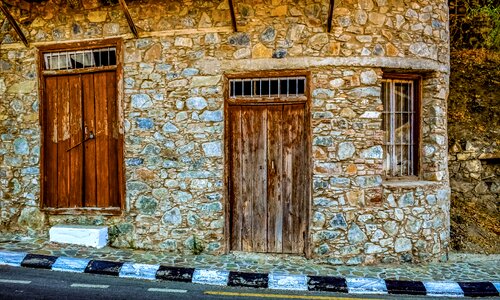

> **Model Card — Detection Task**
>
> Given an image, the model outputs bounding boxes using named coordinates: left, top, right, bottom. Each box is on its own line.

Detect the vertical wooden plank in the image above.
left=267, top=105, right=283, bottom=253
left=43, top=77, right=58, bottom=208
left=252, top=107, right=268, bottom=252
left=56, top=76, right=70, bottom=208
left=106, top=71, right=120, bottom=208
left=68, top=75, right=83, bottom=208
left=94, top=72, right=110, bottom=208
left=229, top=106, right=243, bottom=251
left=240, top=106, right=254, bottom=252
left=82, top=73, right=97, bottom=207
left=282, top=104, right=306, bottom=254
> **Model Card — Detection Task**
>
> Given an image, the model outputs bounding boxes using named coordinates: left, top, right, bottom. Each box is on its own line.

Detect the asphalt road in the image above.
left=0, top=265, right=463, bottom=300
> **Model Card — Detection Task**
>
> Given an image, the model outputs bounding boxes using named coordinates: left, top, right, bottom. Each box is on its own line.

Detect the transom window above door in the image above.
left=229, top=76, right=306, bottom=98
left=43, top=47, right=116, bottom=71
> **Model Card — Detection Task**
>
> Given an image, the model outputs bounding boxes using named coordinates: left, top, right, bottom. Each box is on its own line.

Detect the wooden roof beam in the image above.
left=327, top=0, right=334, bottom=33
left=118, top=0, right=138, bottom=38
left=228, top=0, right=237, bottom=32
left=0, top=0, right=29, bottom=47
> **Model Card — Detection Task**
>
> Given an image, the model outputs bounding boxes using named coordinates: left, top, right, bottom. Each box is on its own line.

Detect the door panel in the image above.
left=43, top=71, right=120, bottom=210
left=229, top=103, right=308, bottom=254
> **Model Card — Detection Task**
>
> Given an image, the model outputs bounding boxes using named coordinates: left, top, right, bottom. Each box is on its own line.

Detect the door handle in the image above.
left=66, top=131, right=94, bottom=152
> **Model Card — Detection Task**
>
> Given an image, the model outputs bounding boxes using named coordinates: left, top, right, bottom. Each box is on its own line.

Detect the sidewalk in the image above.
left=1, top=233, right=499, bottom=297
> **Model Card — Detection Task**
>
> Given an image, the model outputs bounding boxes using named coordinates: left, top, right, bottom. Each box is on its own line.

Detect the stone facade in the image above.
left=0, top=0, right=450, bottom=264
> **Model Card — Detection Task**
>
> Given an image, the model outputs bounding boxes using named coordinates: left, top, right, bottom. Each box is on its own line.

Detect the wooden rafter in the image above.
left=228, top=0, right=237, bottom=32
left=327, top=0, right=335, bottom=33
left=118, top=0, right=138, bottom=38
left=0, top=0, right=29, bottom=47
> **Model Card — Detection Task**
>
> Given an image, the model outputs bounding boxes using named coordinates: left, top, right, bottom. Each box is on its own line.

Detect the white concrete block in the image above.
left=49, top=224, right=108, bottom=248
left=52, top=257, right=91, bottom=273
left=423, top=281, right=464, bottom=297
left=119, top=263, right=160, bottom=280
left=346, top=277, right=388, bottom=294
left=192, top=269, right=229, bottom=286
left=268, top=273, right=308, bottom=291
left=0, top=251, right=27, bottom=266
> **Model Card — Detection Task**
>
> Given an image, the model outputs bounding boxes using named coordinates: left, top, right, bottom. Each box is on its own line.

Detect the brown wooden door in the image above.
left=229, top=104, right=309, bottom=254
left=43, top=71, right=120, bottom=209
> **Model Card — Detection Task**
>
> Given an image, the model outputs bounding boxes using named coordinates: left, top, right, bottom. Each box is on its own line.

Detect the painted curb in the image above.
left=1, top=250, right=499, bottom=297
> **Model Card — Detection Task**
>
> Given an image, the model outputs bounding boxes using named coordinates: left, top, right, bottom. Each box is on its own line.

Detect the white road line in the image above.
left=70, top=283, right=109, bottom=289
left=0, top=279, right=31, bottom=284
left=147, top=288, right=188, bottom=293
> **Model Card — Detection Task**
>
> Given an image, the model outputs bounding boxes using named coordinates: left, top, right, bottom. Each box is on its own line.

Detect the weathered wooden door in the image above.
left=229, top=104, right=309, bottom=254
left=43, top=71, right=120, bottom=209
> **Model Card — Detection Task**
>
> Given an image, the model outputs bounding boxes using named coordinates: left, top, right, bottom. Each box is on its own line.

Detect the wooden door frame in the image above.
left=37, top=38, right=125, bottom=215
left=223, top=70, right=312, bottom=257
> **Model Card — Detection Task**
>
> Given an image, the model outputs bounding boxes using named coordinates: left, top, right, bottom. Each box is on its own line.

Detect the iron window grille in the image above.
left=381, top=78, right=419, bottom=177
left=229, top=77, right=306, bottom=98
left=43, top=47, right=117, bottom=70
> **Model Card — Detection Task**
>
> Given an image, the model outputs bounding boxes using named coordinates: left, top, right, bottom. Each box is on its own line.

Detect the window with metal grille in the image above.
left=43, top=47, right=116, bottom=70
left=229, top=77, right=306, bottom=98
left=381, top=78, right=420, bottom=177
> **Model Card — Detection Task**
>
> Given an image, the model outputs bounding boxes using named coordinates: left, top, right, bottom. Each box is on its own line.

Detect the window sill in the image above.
left=382, top=180, right=441, bottom=188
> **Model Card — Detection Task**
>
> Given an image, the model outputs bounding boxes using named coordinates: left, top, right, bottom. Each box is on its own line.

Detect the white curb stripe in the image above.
left=268, top=273, right=308, bottom=291
left=119, top=263, right=160, bottom=280
left=0, top=251, right=27, bottom=267
left=70, top=283, right=109, bottom=288
left=345, top=277, right=388, bottom=294
left=147, top=288, right=188, bottom=293
left=424, top=281, right=464, bottom=297
left=52, top=257, right=91, bottom=273
left=192, top=269, right=229, bottom=286
left=0, top=279, right=31, bottom=284
left=493, top=282, right=500, bottom=293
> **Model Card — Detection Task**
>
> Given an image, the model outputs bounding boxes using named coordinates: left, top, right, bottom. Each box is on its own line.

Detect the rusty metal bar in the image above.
left=228, top=0, right=237, bottom=32
left=327, top=0, right=335, bottom=33
left=118, top=0, right=139, bottom=38
left=0, top=0, right=29, bottom=47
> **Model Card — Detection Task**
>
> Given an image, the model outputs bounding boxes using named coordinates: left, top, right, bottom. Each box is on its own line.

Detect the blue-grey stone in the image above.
left=21, top=167, right=39, bottom=175
left=313, top=136, right=333, bottom=146
left=126, top=158, right=144, bottom=166
left=314, top=198, right=334, bottom=207
left=186, top=97, right=207, bottom=110
left=313, top=111, right=334, bottom=119
left=312, top=89, right=335, bottom=98
left=355, top=175, right=382, bottom=188
left=317, top=244, right=329, bottom=255
left=373, top=44, right=384, bottom=56
left=14, top=138, right=29, bottom=155
left=317, top=230, right=340, bottom=240
left=360, top=146, right=383, bottom=159
left=162, top=122, right=179, bottom=133
left=228, top=33, right=250, bottom=46
left=207, top=242, right=221, bottom=252
left=136, top=38, right=152, bottom=48
left=201, top=202, right=222, bottom=213
left=127, top=181, right=149, bottom=192
left=1, top=134, right=13, bottom=141
left=272, top=49, right=287, bottom=59
left=135, top=196, right=157, bottom=215
left=202, top=142, right=222, bottom=157
left=153, top=93, right=164, bottom=101
left=347, top=223, right=367, bottom=244
left=330, top=213, right=347, bottom=229
left=260, top=26, right=276, bottom=43
left=131, top=94, right=153, bottom=109
left=156, top=64, right=172, bottom=72
left=163, top=160, right=178, bottom=168
left=182, top=68, right=199, bottom=77
left=206, top=193, right=222, bottom=201
left=398, top=192, right=415, bottom=207
left=329, top=177, right=350, bottom=188
left=338, top=142, right=355, bottom=160
left=178, top=171, right=214, bottom=179
left=152, top=188, right=169, bottom=200
left=174, top=191, right=192, bottom=203
left=177, top=142, right=194, bottom=154
left=348, top=87, right=380, bottom=98
left=124, top=78, right=135, bottom=88
left=136, top=118, right=154, bottom=130
left=200, top=110, right=223, bottom=122
left=395, top=237, right=412, bottom=252
left=162, top=207, right=182, bottom=225
left=141, top=144, right=161, bottom=155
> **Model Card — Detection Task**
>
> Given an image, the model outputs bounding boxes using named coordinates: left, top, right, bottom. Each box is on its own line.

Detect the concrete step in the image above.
left=49, top=225, right=108, bottom=248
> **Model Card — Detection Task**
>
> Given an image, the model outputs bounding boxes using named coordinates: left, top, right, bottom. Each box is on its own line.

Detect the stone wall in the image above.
left=0, top=0, right=450, bottom=264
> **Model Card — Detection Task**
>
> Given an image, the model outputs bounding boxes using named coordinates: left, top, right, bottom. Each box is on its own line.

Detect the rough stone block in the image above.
left=49, top=225, right=108, bottom=248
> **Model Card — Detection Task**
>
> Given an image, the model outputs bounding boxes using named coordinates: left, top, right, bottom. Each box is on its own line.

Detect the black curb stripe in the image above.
left=84, top=260, right=124, bottom=276
left=20, top=254, right=58, bottom=269
left=307, top=276, right=348, bottom=293
left=458, top=282, right=500, bottom=297
left=228, top=271, right=268, bottom=288
left=155, top=266, right=195, bottom=282
left=385, top=279, right=426, bottom=295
